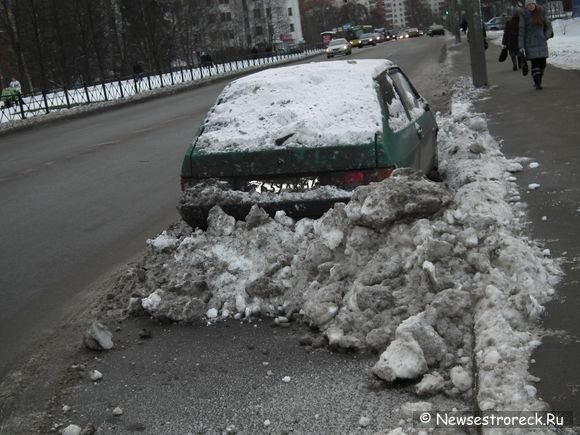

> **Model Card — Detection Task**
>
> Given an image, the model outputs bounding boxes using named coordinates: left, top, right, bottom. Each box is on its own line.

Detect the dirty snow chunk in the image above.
left=372, top=338, right=428, bottom=382
left=282, top=376, right=291, bottom=383
left=450, top=366, right=472, bottom=392
left=344, top=169, right=451, bottom=230
left=529, top=162, right=540, bottom=169
left=206, top=308, right=218, bottom=319
left=542, top=249, right=551, bottom=257
left=415, top=372, right=445, bottom=396
left=62, top=425, right=82, bottom=435
left=141, top=290, right=162, bottom=311
left=264, top=419, right=271, bottom=427
left=461, top=228, right=479, bottom=248
left=507, top=162, right=524, bottom=173
left=528, top=183, right=541, bottom=191
left=394, top=314, right=447, bottom=366
left=89, top=370, right=103, bottom=381
left=541, top=216, right=547, bottom=222
left=422, top=261, right=437, bottom=289
left=465, top=116, right=486, bottom=131
left=147, top=231, right=177, bottom=250
left=386, top=428, right=407, bottom=435
left=113, top=407, right=123, bottom=416
left=358, top=416, right=371, bottom=427
left=83, top=321, right=114, bottom=351
left=62, top=405, right=72, bottom=413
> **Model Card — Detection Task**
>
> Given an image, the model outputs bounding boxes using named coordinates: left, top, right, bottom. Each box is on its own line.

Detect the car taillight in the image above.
left=343, top=171, right=365, bottom=184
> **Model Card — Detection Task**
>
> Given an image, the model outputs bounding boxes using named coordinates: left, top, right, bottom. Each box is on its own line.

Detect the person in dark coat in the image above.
left=518, top=0, right=553, bottom=89
left=502, top=9, right=521, bottom=71
left=460, top=17, right=468, bottom=34
left=132, top=62, right=144, bottom=83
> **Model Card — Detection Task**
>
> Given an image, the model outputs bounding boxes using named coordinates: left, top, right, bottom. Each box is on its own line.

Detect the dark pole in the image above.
left=467, top=0, right=488, bottom=87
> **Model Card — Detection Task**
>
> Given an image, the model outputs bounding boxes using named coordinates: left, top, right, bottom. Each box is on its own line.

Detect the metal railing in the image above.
left=0, top=48, right=321, bottom=126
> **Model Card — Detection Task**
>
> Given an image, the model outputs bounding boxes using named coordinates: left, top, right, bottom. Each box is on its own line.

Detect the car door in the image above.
left=375, top=69, right=437, bottom=173
left=388, top=69, right=437, bottom=174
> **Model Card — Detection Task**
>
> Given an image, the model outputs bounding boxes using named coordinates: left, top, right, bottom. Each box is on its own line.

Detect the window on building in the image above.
left=290, top=23, right=294, bottom=32
left=192, top=15, right=199, bottom=26
left=221, top=12, right=232, bottom=22
left=256, top=26, right=263, bottom=36
left=194, top=34, right=202, bottom=45
left=208, top=14, right=215, bottom=24
left=288, top=7, right=293, bottom=16
left=254, top=8, right=261, bottom=18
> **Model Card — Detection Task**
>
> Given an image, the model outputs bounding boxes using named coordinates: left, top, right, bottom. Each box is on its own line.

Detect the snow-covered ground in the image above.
left=110, top=60, right=572, bottom=433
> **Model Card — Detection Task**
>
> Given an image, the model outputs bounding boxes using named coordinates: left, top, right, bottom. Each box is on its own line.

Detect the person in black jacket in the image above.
left=502, top=9, right=521, bottom=70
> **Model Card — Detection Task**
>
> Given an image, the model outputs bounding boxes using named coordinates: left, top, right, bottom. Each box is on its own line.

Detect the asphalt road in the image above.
left=0, top=36, right=448, bottom=384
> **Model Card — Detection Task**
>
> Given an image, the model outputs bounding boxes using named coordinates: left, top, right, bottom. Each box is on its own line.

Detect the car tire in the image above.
left=427, top=154, right=442, bottom=182
left=327, top=55, right=332, bottom=58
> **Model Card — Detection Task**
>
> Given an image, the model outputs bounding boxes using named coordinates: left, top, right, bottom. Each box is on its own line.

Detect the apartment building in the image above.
left=191, top=0, right=304, bottom=52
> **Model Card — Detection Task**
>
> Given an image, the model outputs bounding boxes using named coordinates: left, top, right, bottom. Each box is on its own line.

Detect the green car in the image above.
left=179, top=59, right=438, bottom=228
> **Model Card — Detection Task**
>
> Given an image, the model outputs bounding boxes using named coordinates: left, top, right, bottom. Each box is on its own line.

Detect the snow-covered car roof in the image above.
left=195, top=59, right=395, bottom=153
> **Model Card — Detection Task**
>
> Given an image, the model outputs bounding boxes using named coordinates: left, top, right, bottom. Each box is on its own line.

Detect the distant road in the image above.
left=0, top=37, right=447, bottom=379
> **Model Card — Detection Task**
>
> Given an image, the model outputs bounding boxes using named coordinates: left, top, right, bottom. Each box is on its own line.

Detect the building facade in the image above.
left=190, top=0, right=304, bottom=53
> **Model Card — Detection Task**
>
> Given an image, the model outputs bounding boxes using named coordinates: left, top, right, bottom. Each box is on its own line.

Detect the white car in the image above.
left=326, top=38, right=352, bottom=58
left=485, top=17, right=505, bottom=31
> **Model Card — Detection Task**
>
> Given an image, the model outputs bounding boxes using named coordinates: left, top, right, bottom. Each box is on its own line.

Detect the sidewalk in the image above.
left=449, top=38, right=580, bottom=422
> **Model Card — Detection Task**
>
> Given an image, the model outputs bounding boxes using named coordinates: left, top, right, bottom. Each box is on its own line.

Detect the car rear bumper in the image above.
left=178, top=195, right=351, bottom=229
left=178, top=179, right=354, bottom=228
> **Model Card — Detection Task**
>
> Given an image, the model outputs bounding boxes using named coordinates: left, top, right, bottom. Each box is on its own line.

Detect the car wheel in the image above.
left=427, top=154, right=442, bottom=182
left=327, top=55, right=331, bottom=58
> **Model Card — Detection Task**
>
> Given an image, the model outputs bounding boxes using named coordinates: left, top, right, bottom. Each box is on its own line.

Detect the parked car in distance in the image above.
left=358, top=33, right=377, bottom=47
left=484, top=16, right=505, bottom=31
left=399, top=28, right=421, bottom=39
left=427, top=24, right=445, bottom=36
left=326, top=38, right=352, bottom=58
left=178, top=59, right=439, bottom=228
left=373, top=28, right=387, bottom=42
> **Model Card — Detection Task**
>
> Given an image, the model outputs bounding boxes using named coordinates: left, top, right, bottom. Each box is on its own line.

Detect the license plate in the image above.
left=248, top=177, right=320, bottom=193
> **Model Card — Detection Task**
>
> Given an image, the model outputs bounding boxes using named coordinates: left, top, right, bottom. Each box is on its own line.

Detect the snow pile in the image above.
left=115, top=76, right=560, bottom=420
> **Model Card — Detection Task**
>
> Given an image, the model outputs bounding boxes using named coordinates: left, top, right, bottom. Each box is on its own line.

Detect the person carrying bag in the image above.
left=518, top=0, right=553, bottom=89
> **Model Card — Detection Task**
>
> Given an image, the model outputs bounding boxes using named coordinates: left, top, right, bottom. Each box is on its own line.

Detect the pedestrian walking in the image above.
left=132, top=62, right=144, bottom=83
left=9, top=76, right=23, bottom=105
left=9, top=77, right=22, bottom=94
left=502, top=9, right=521, bottom=71
left=518, top=0, right=553, bottom=90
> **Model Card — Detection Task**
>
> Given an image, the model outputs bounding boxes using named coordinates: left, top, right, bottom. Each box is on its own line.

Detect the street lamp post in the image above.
left=467, top=0, right=488, bottom=87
